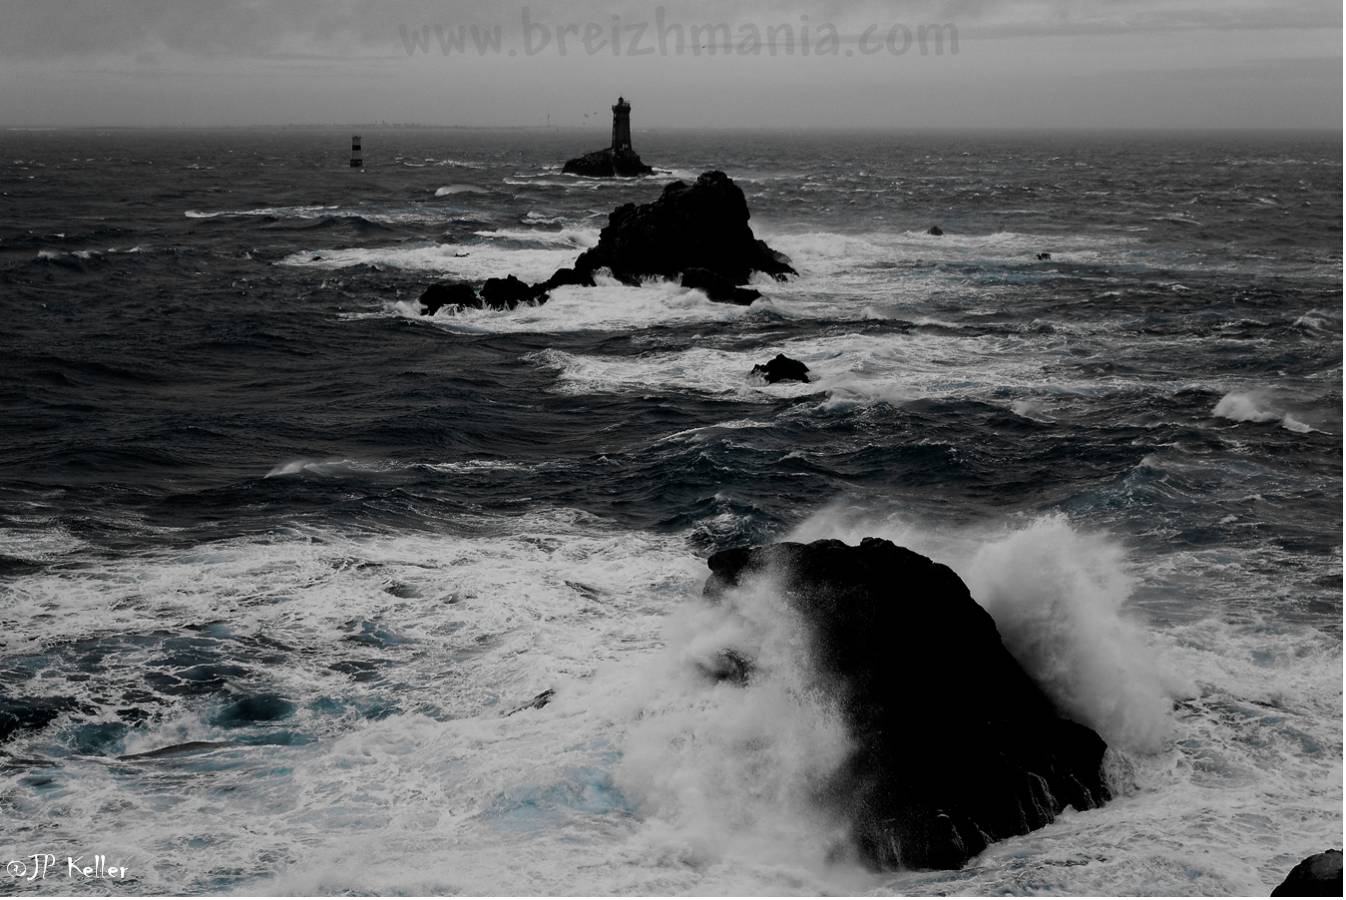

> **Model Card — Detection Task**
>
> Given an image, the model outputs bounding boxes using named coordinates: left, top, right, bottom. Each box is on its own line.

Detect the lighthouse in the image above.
left=562, top=96, right=652, bottom=177
left=611, top=97, right=633, bottom=153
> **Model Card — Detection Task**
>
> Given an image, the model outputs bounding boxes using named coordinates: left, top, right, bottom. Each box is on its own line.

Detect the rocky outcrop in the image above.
left=751, top=353, right=810, bottom=384
left=570, top=171, right=795, bottom=287
left=703, top=538, right=1111, bottom=871
left=480, top=275, right=535, bottom=310
left=681, top=267, right=760, bottom=305
left=563, top=147, right=653, bottom=178
left=1272, top=850, right=1342, bottom=897
left=927, top=225, right=944, bottom=235
left=532, top=266, right=595, bottom=299
left=417, top=281, right=478, bottom=315
left=417, top=276, right=540, bottom=315
left=417, top=172, right=793, bottom=312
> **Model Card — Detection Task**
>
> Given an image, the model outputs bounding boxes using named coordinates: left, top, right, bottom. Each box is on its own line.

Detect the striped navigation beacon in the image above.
left=350, top=135, right=363, bottom=168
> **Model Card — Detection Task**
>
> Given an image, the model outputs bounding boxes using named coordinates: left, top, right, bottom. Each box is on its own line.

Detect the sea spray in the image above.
left=613, top=570, right=857, bottom=877
left=964, top=515, right=1185, bottom=752
left=1213, top=390, right=1322, bottom=434
left=786, top=506, right=1183, bottom=753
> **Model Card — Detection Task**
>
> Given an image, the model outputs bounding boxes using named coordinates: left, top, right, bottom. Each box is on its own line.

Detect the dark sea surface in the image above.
left=0, top=127, right=1341, bottom=895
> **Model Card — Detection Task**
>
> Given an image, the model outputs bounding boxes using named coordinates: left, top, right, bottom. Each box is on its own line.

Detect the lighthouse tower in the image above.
left=611, top=97, right=633, bottom=153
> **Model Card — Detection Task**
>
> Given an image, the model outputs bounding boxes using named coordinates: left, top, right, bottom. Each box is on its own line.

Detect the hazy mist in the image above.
left=1, top=0, right=1340, bottom=129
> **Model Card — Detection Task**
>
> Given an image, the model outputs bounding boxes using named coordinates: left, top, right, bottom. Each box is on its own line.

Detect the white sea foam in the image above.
left=524, top=329, right=1094, bottom=412
left=612, top=571, right=858, bottom=882
left=433, top=184, right=488, bottom=196
left=472, top=226, right=599, bottom=248
left=186, top=205, right=339, bottom=219
left=1292, top=307, right=1340, bottom=332
left=1213, top=391, right=1323, bottom=433
left=963, top=516, right=1184, bottom=752
left=280, top=241, right=576, bottom=283
left=765, top=226, right=1133, bottom=276
left=785, top=508, right=1182, bottom=753
left=186, top=205, right=466, bottom=226
left=418, top=277, right=754, bottom=334
left=2, top=504, right=1337, bottom=895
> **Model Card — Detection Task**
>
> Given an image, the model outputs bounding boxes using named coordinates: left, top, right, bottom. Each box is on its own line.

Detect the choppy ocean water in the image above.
left=0, top=127, right=1341, bottom=895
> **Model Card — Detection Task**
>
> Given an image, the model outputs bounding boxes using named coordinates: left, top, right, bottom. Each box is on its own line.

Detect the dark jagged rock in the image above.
left=703, top=538, right=1111, bottom=871
left=563, top=147, right=653, bottom=178
left=417, top=172, right=791, bottom=313
left=418, top=281, right=478, bottom=315
left=504, top=689, right=555, bottom=716
left=751, top=353, right=810, bottom=384
left=570, top=171, right=796, bottom=286
left=1272, top=850, right=1343, bottom=897
left=480, top=274, right=536, bottom=309
left=1036, top=252, right=1052, bottom=260
left=681, top=267, right=761, bottom=305
left=532, top=266, right=595, bottom=300
left=927, top=225, right=945, bottom=235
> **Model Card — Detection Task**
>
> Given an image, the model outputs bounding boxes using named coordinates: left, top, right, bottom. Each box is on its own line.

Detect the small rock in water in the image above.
left=1036, top=251, right=1052, bottom=260
left=480, top=274, right=536, bottom=310
left=418, top=281, right=477, bottom=316
left=927, top=224, right=944, bottom=235
left=504, top=689, right=555, bottom=716
left=751, top=353, right=810, bottom=384
left=1272, top=849, right=1342, bottom=897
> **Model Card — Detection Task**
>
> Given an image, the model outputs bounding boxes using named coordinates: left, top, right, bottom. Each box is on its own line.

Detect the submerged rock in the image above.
left=1272, top=850, right=1342, bottom=897
left=504, top=689, right=556, bottom=716
left=212, top=694, right=296, bottom=728
left=751, top=353, right=810, bottom=384
left=0, top=696, right=85, bottom=744
left=418, top=281, right=477, bottom=316
left=570, top=171, right=796, bottom=286
left=703, top=538, right=1111, bottom=871
left=562, top=147, right=653, bottom=178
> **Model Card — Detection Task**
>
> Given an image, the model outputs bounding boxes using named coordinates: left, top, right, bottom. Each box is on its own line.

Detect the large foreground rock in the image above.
left=563, top=147, right=653, bottom=177
left=1272, top=850, right=1342, bottom=897
left=571, top=171, right=796, bottom=286
left=704, top=537, right=1111, bottom=870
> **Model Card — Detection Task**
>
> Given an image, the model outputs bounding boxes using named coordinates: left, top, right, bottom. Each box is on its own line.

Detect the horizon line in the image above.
left=4, top=123, right=1342, bottom=134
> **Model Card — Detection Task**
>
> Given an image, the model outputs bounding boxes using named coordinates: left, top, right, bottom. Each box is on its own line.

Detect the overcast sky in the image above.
left=0, top=0, right=1339, bottom=129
